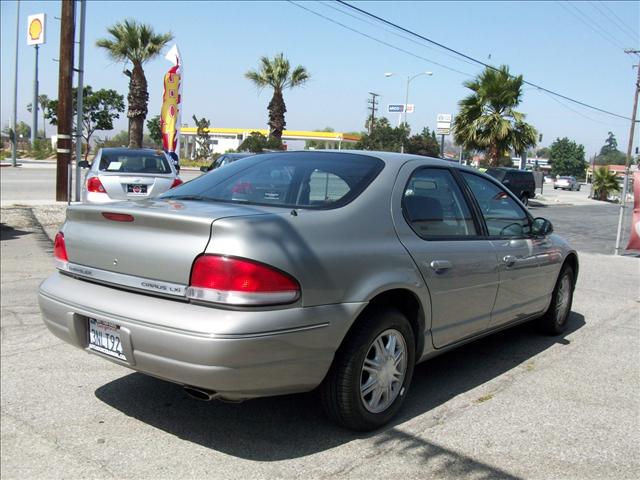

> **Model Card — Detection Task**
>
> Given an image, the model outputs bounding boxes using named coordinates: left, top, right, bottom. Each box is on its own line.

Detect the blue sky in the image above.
left=1, top=0, right=638, bottom=155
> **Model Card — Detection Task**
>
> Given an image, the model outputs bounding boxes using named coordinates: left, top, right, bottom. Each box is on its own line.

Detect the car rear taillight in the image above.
left=186, top=255, right=300, bottom=306
left=87, top=176, right=106, bottom=193
left=53, top=232, right=69, bottom=270
left=171, top=178, right=183, bottom=189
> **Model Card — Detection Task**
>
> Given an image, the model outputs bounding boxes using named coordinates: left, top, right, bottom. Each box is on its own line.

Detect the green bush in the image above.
left=31, top=139, right=53, bottom=159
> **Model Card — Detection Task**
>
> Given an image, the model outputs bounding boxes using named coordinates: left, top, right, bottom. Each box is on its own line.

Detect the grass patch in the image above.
left=474, top=394, right=494, bottom=404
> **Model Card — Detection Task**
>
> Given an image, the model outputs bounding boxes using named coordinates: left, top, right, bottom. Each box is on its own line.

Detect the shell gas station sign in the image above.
left=27, top=13, right=46, bottom=46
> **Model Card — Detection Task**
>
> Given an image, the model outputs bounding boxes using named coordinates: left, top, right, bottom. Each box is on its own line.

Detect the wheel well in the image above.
left=350, top=289, right=426, bottom=361
left=563, top=253, right=579, bottom=287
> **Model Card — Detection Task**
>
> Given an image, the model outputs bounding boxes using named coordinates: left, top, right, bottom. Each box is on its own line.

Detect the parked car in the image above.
left=485, top=168, right=536, bottom=205
left=544, top=175, right=555, bottom=184
left=200, top=153, right=255, bottom=172
left=79, top=148, right=183, bottom=204
left=554, top=176, right=580, bottom=191
left=40, top=152, right=578, bottom=431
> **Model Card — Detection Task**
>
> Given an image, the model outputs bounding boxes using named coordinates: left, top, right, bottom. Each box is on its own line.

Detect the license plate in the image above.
left=88, top=318, right=126, bottom=360
left=127, top=184, right=147, bottom=194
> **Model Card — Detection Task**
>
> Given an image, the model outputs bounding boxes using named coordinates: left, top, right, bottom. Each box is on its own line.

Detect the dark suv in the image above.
left=486, top=168, right=536, bottom=205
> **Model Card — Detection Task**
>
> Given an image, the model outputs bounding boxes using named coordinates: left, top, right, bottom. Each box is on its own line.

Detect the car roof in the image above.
left=100, top=147, right=164, bottom=155
left=221, top=153, right=254, bottom=159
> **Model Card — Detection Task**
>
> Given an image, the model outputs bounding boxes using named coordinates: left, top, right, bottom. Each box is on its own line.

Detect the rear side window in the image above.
left=461, top=172, right=531, bottom=238
left=486, top=168, right=505, bottom=181
left=162, top=152, right=384, bottom=209
left=99, top=152, right=171, bottom=174
left=402, top=168, right=477, bottom=238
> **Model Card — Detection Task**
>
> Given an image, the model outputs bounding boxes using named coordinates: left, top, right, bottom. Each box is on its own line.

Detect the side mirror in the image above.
left=531, top=217, right=553, bottom=236
left=78, top=160, right=90, bottom=169
left=200, top=166, right=210, bottom=172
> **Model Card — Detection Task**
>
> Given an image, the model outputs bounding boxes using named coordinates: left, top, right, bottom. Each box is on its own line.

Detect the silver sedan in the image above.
left=79, top=147, right=182, bottom=204
left=39, top=151, right=578, bottom=430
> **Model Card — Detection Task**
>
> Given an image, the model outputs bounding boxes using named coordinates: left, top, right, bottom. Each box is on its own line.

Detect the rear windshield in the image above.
left=162, top=152, right=384, bottom=209
left=99, top=151, right=171, bottom=174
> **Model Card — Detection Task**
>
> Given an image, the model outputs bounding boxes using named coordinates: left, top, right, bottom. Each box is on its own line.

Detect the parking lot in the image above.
left=1, top=169, right=638, bottom=479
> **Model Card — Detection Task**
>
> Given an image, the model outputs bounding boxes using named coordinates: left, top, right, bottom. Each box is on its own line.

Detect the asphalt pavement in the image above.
left=0, top=204, right=638, bottom=479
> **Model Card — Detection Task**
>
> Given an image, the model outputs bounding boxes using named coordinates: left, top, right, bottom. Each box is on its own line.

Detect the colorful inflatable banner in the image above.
left=626, top=172, right=640, bottom=251
left=160, top=45, right=182, bottom=153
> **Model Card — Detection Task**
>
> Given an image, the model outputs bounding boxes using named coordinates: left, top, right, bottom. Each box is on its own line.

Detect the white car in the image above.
left=80, top=148, right=183, bottom=204
left=554, top=176, right=580, bottom=191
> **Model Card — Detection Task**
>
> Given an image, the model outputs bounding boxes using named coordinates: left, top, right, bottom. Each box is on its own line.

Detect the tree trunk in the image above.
left=267, top=89, right=286, bottom=139
left=488, top=143, right=499, bottom=167
left=127, top=62, right=148, bottom=148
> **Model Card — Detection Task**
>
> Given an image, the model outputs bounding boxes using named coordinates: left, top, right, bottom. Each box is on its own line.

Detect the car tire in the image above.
left=577, top=184, right=581, bottom=191
left=554, top=186, right=557, bottom=190
left=320, top=307, right=415, bottom=431
left=520, top=193, right=529, bottom=206
left=537, top=266, right=575, bottom=335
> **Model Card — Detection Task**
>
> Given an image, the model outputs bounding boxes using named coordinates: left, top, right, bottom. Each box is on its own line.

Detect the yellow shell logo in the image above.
left=29, top=18, right=43, bottom=41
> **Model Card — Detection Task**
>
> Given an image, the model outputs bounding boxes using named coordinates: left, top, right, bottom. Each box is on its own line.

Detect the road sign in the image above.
left=388, top=104, right=404, bottom=113
left=436, top=113, right=452, bottom=136
left=27, top=13, right=46, bottom=46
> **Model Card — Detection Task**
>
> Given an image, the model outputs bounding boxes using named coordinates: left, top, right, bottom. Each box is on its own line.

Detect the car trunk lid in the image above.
left=97, top=172, right=173, bottom=200
left=62, top=199, right=270, bottom=287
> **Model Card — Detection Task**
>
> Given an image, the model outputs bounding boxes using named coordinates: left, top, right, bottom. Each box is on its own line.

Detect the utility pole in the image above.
left=367, top=92, right=379, bottom=134
left=614, top=49, right=640, bottom=255
left=74, top=0, right=86, bottom=201
left=56, top=0, right=75, bottom=202
left=11, top=1, right=20, bottom=168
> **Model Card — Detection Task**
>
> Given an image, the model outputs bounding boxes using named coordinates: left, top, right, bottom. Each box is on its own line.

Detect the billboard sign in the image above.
left=405, top=104, right=415, bottom=113
left=388, top=104, right=404, bottom=113
left=27, top=13, right=46, bottom=46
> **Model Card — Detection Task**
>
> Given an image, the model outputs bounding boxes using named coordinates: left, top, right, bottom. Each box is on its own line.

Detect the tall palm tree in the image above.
left=592, top=166, right=620, bottom=201
left=96, top=20, right=173, bottom=148
left=453, top=65, right=537, bottom=166
left=245, top=53, right=310, bottom=140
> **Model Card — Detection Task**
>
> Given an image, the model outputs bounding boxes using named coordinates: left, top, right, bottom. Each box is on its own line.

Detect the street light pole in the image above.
left=11, top=0, right=20, bottom=168
left=386, top=71, right=432, bottom=153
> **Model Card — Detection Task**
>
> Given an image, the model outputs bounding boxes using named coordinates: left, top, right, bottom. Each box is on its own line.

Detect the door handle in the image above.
left=429, top=260, right=452, bottom=273
left=503, top=255, right=517, bottom=266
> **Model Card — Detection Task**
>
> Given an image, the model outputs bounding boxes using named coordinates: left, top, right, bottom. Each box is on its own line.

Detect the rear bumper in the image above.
left=38, top=272, right=365, bottom=399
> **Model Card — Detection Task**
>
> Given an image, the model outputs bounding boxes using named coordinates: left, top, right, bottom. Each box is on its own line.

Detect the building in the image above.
left=179, top=127, right=361, bottom=158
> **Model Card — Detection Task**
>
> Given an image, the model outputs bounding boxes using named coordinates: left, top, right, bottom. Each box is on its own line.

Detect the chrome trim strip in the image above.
left=64, top=262, right=187, bottom=297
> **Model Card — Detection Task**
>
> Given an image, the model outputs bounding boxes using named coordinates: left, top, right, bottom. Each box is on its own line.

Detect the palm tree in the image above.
left=96, top=20, right=173, bottom=148
left=245, top=53, right=310, bottom=140
left=592, top=166, right=620, bottom=201
left=453, top=65, right=537, bottom=166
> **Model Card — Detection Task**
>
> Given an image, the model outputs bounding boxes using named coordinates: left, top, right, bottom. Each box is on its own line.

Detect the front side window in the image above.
left=461, top=172, right=531, bottom=237
left=402, top=168, right=477, bottom=238
left=162, top=152, right=384, bottom=209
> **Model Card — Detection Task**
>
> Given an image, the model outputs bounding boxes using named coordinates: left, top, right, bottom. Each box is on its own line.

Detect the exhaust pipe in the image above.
left=183, top=385, right=218, bottom=401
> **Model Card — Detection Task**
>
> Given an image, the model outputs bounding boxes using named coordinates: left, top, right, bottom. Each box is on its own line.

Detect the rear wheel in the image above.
left=538, top=266, right=575, bottom=335
left=320, top=307, right=415, bottom=431
left=520, top=192, right=529, bottom=206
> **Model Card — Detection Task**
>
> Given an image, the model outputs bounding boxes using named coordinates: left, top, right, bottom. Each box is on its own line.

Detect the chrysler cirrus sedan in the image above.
left=39, top=151, right=578, bottom=430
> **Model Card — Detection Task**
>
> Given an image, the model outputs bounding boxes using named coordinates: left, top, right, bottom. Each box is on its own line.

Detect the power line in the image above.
left=318, top=0, right=478, bottom=70
left=589, top=1, right=639, bottom=45
left=288, top=1, right=474, bottom=78
left=335, top=0, right=636, bottom=122
left=556, top=1, right=626, bottom=51
left=597, top=0, right=640, bottom=44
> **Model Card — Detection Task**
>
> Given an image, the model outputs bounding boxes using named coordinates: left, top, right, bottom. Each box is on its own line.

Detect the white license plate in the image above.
left=88, top=318, right=126, bottom=360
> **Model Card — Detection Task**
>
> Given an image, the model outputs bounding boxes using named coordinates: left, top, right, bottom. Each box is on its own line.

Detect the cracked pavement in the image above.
left=1, top=206, right=638, bottom=479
